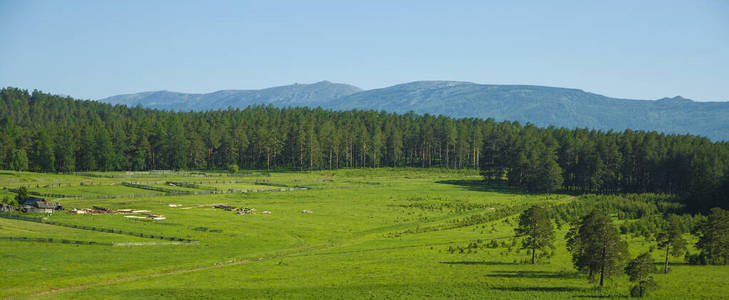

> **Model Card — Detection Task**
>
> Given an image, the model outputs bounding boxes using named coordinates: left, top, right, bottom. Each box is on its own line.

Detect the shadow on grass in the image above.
left=492, top=284, right=627, bottom=298
left=572, top=296, right=627, bottom=299
left=434, top=180, right=524, bottom=195
left=440, top=261, right=517, bottom=266
left=492, top=286, right=588, bottom=292
left=652, top=261, right=696, bottom=266
left=486, top=270, right=580, bottom=279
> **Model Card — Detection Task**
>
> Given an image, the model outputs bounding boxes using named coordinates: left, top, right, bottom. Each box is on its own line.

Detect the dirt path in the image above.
left=28, top=240, right=337, bottom=297
left=555, top=195, right=577, bottom=204
left=29, top=257, right=260, bottom=297
left=112, top=241, right=201, bottom=246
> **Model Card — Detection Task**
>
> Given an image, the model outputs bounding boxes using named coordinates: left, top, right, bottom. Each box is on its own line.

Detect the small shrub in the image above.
left=686, top=251, right=708, bottom=265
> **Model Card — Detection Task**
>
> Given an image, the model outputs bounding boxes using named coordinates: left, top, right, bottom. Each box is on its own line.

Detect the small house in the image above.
left=21, top=197, right=61, bottom=214
left=0, top=203, right=15, bottom=212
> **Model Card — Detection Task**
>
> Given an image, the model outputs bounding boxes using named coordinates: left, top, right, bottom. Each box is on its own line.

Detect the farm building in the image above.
left=0, top=203, right=16, bottom=212
left=21, top=197, right=63, bottom=214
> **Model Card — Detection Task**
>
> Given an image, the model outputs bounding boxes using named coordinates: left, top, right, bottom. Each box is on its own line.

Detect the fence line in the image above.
left=7, top=187, right=71, bottom=199
left=71, top=170, right=271, bottom=178
left=0, top=213, right=198, bottom=243
left=5, top=181, right=310, bottom=201
left=0, top=236, right=112, bottom=246
left=55, top=192, right=167, bottom=201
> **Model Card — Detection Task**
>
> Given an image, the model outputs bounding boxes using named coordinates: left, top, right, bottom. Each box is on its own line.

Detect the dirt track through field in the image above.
left=112, top=241, right=201, bottom=246
left=27, top=240, right=337, bottom=298
left=29, top=258, right=257, bottom=297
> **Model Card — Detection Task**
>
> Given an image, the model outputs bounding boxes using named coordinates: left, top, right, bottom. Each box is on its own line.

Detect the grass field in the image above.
left=198, top=182, right=279, bottom=192
left=0, top=169, right=726, bottom=299
left=25, top=185, right=160, bottom=197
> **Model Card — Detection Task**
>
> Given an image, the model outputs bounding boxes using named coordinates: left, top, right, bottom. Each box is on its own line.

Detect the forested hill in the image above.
left=2, top=87, right=728, bottom=211
left=100, top=81, right=729, bottom=141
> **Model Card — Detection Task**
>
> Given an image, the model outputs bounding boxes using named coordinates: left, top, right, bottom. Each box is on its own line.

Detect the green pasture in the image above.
left=0, top=168, right=726, bottom=299
left=198, top=183, right=275, bottom=191
left=26, top=185, right=159, bottom=197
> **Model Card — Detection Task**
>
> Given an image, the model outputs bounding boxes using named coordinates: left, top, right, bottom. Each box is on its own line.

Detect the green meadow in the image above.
left=0, top=169, right=726, bottom=299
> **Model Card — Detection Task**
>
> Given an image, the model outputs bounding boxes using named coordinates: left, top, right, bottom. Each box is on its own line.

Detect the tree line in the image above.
left=0, top=88, right=487, bottom=172
left=1, top=87, right=728, bottom=210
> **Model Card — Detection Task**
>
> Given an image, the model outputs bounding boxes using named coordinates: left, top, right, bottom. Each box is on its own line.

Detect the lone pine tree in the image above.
left=655, top=214, right=687, bottom=273
left=625, top=252, right=658, bottom=297
left=567, top=210, right=628, bottom=287
left=515, top=205, right=555, bottom=264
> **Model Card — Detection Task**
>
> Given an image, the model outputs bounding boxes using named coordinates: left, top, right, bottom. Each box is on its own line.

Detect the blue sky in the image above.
left=1, top=0, right=728, bottom=101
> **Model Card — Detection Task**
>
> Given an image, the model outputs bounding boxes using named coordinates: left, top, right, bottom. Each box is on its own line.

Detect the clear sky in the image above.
left=1, top=0, right=728, bottom=101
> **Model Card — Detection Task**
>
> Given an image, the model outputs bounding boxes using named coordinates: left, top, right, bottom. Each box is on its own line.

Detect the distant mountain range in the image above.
left=99, top=81, right=729, bottom=141
left=101, top=81, right=362, bottom=111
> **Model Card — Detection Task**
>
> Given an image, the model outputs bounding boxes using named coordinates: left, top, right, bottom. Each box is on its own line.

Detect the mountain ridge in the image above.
left=99, top=80, right=729, bottom=141
left=102, top=81, right=362, bottom=111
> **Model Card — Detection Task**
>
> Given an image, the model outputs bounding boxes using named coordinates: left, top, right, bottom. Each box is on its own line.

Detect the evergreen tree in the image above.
left=15, top=186, right=29, bottom=204
left=655, top=214, right=687, bottom=273
left=133, top=135, right=152, bottom=170
left=110, top=124, right=128, bottom=170
left=356, top=121, right=368, bottom=168
left=233, top=125, right=249, bottom=169
left=54, top=128, right=76, bottom=172
left=95, top=128, right=114, bottom=171
left=188, top=135, right=207, bottom=169
left=205, top=125, right=222, bottom=169
left=568, top=210, right=629, bottom=287
left=32, top=130, right=55, bottom=172
left=515, top=205, right=555, bottom=264
left=695, top=207, right=729, bottom=265
left=370, top=125, right=384, bottom=167
left=78, top=126, right=97, bottom=171
left=320, top=120, right=336, bottom=169
left=227, top=163, right=239, bottom=174
left=9, top=149, right=28, bottom=171
left=165, top=117, right=188, bottom=170
left=385, top=121, right=403, bottom=167
left=528, top=141, right=563, bottom=193
left=625, top=252, right=658, bottom=297
left=305, top=117, right=319, bottom=170
left=470, top=122, right=483, bottom=168
left=1, top=195, right=18, bottom=207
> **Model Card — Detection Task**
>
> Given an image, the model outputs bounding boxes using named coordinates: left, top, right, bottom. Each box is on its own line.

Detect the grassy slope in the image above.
left=0, top=169, right=726, bottom=299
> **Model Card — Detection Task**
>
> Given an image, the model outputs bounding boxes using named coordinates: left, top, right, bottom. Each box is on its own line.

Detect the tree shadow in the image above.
left=493, top=286, right=588, bottom=292
left=572, top=296, right=626, bottom=299
left=435, top=180, right=524, bottom=195
left=439, top=261, right=517, bottom=265
left=652, top=261, right=692, bottom=266
left=486, top=270, right=580, bottom=279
